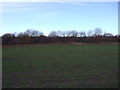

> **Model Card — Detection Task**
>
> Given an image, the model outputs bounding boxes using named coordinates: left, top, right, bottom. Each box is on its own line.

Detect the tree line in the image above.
left=1, top=28, right=120, bottom=45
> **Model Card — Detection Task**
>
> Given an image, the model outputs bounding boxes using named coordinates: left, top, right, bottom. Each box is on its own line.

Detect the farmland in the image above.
left=2, top=44, right=118, bottom=88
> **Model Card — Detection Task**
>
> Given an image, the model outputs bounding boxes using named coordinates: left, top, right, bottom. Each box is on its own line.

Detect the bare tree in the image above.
left=103, top=33, right=113, bottom=37
left=24, top=29, right=32, bottom=36
left=87, top=30, right=93, bottom=37
left=31, top=30, right=44, bottom=37
left=18, top=32, right=26, bottom=37
left=93, top=28, right=102, bottom=36
left=66, top=31, right=71, bottom=37
left=65, top=30, right=78, bottom=37
left=48, top=31, right=57, bottom=37
left=79, top=31, right=86, bottom=37
left=70, top=30, right=78, bottom=37
left=57, top=31, right=63, bottom=37
left=62, top=31, right=66, bottom=37
left=21, top=29, right=44, bottom=37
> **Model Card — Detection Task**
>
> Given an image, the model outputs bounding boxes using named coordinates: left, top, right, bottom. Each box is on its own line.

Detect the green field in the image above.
left=2, top=44, right=118, bottom=88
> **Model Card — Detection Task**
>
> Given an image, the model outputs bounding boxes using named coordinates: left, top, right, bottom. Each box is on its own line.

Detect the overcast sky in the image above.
left=0, top=2, right=118, bottom=36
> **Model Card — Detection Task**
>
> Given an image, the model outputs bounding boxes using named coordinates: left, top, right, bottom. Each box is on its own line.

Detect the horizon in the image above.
left=0, top=2, right=118, bottom=36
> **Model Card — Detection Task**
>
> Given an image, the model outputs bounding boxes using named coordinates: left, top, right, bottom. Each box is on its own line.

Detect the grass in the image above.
left=2, top=44, right=118, bottom=88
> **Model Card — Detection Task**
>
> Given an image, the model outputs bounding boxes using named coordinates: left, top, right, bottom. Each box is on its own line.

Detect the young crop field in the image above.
left=2, top=44, right=118, bottom=88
